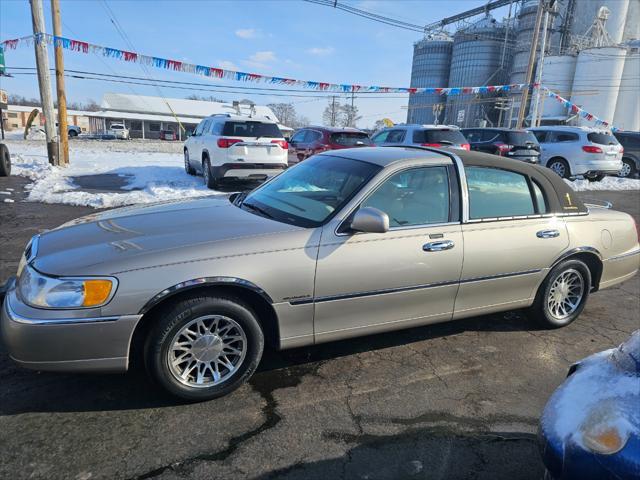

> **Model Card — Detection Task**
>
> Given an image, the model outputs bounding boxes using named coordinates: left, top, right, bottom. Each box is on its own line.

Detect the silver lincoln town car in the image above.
left=2, top=147, right=639, bottom=400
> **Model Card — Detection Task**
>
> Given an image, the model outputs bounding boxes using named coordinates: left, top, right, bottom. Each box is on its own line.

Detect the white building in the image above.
left=87, top=93, right=290, bottom=140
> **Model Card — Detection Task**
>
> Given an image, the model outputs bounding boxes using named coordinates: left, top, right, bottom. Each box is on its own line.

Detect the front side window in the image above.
left=241, top=156, right=381, bottom=228
left=462, top=129, right=481, bottom=142
left=386, top=130, right=406, bottom=144
left=372, top=130, right=390, bottom=144
left=466, top=167, right=535, bottom=219
left=290, top=130, right=306, bottom=143
left=361, top=167, right=450, bottom=228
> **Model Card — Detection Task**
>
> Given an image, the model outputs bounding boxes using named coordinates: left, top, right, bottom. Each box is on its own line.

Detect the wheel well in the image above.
left=202, top=150, right=209, bottom=163
left=562, top=252, right=603, bottom=292
left=547, top=156, right=567, bottom=166
left=128, top=285, right=280, bottom=370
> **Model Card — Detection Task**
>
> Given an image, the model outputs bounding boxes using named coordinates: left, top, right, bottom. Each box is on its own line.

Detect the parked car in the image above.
left=159, top=130, right=177, bottom=141
left=288, top=126, right=373, bottom=163
left=530, top=126, right=623, bottom=181
left=0, top=143, right=10, bottom=176
left=461, top=128, right=540, bottom=164
left=55, top=123, right=82, bottom=137
left=2, top=147, right=639, bottom=400
left=613, top=130, right=639, bottom=178
left=109, top=123, right=130, bottom=140
left=183, top=114, right=288, bottom=189
left=371, top=125, right=470, bottom=150
left=539, top=331, right=639, bottom=480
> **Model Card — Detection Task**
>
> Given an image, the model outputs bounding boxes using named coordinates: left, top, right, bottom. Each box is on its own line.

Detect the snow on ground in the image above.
left=566, top=176, right=640, bottom=192
left=4, top=139, right=226, bottom=208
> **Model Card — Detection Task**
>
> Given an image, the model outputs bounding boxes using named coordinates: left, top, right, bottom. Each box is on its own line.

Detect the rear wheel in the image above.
left=202, top=157, right=219, bottom=189
left=145, top=294, right=264, bottom=401
left=184, top=149, right=195, bottom=175
left=547, top=158, right=570, bottom=179
left=529, top=259, right=591, bottom=328
left=586, top=174, right=605, bottom=182
left=0, top=144, right=11, bottom=177
left=618, top=159, right=637, bottom=178
left=68, top=130, right=78, bottom=137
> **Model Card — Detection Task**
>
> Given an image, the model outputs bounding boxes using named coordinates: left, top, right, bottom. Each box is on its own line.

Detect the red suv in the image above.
left=288, top=127, right=373, bottom=163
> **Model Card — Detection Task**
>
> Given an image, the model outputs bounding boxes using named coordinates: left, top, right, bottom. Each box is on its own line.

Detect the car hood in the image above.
left=32, top=196, right=304, bottom=276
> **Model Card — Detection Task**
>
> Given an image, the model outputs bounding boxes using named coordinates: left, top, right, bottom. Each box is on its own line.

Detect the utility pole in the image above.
left=51, top=0, right=69, bottom=165
left=29, top=0, right=58, bottom=165
left=530, top=0, right=554, bottom=128
left=331, top=96, right=337, bottom=126
left=516, top=0, right=544, bottom=129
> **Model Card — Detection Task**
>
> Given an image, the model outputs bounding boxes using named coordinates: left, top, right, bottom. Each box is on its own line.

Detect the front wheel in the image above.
left=618, top=159, right=637, bottom=178
left=203, top=158, right=219, bottom=189
left=586, top=174, right=605, bottom=183
left=0, top=144, right=11, bottom=177
left=528, top=259, right=591, bottom=328
left=547, top=158, right=570, bottom=179
left=145, top=294, right=264, bottom=401
left=184, top=149, right=195, bottom=175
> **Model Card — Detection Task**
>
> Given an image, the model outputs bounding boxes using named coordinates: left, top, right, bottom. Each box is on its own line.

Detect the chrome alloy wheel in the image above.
left=618, top=161, right=631, bottom=178
left=546, top=269, right=584, bottom=320
left=550, top=161, right=566, bottom=177
left=167, top=315, right=247, bottom=388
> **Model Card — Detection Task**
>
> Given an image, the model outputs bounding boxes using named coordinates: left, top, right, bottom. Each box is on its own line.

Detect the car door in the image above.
left=189, top=119, right=209, bottom=172
left=313, top=164, right=464, bottom=343
left=532, top=130, right=552, bottom=164
left=288, top=129, right=307, bottom=163
left=454, top=166, right=569, bottom=319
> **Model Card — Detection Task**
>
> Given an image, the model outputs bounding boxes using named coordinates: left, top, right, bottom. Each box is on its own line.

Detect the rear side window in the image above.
left=616, top=134, right=640, bottom=148
left=532, top=130, right=549, bottom=143
left=466, top=167, right=535, bottom=219
left=587, top=132, right=618, bottom=145
left=222, top=121, right=282, bottom=138
left=386, top=130, right=406, bottom=143
left=330, top=132, right=370, bottom=146
left=553, top=132, right=578, bottom=142
left=413, top=129, right=467, bottom=145
left=462, top=130, right=482, bottom=142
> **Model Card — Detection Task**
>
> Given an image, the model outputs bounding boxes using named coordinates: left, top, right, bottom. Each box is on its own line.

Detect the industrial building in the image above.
left=407, top=0, right=640, bottom=130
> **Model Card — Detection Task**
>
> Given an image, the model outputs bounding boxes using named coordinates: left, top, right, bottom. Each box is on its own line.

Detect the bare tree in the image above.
left=322, top=97, right=341, bottom=127
left=291, top=114, right=310, bottom=129
left=267, top=103, right=297, bottom=126
left=339, top=104, right=361, bottom=128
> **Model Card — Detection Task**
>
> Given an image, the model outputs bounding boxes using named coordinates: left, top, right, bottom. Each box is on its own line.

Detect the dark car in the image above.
left=159, top=130, right=177, bottom=141
left=613, top=131, right=640, bottom=178
left=462, top=128, right=540, bottom=163
left=539, top=331, right=640, bottom=480
left=288, top=126, right=373, bottom=163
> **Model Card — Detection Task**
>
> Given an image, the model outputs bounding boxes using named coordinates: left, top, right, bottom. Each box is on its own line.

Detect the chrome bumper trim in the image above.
left=5, top=299, right=120, bottom=325
left=606, top=249, right=640, bottom=262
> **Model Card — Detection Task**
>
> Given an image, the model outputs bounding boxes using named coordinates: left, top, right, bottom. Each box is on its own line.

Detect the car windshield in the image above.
left=330, top=132, right=371, bottom=146
left=588, top=132, right=619, bottom=145
left=507, top=131, right=538, bottom=145
left=222, top=121, right=282, bottom=138
left=414, top=129, right=467, bottom=145
left=111, top=125, right=123, bottom=130
left=240, top=155, right=381, bottom=228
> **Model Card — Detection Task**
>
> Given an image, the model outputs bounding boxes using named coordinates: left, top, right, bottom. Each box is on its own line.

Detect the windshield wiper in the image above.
left=242, top=201, right=273, bottom=219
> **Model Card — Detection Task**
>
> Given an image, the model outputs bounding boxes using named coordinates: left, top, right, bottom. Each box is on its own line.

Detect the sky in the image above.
left=0, top=0, right=512, bottom=128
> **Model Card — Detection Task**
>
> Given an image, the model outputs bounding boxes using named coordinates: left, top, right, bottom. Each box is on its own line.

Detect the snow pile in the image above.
left=566, top=176, right=640, bottom=192
left=4, top=140, right=226, bottom=209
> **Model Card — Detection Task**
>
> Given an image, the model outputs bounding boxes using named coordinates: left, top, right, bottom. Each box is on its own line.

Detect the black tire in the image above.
left=528, top=259, right=591, bottom=329
left=68, top=130, right=78, bottom=137
left=145, top=294, right=264, bottom=401
left=547, top=158, right=571, bottom=179
left=184, top=149, right=195, bottom=175
left=0, top=144, right=11, bottom=177
left=618, top=158, right=637, bottom=178
left=203, top=157, right=219, bottom=189
left=586, top=174, right=605, bottom=183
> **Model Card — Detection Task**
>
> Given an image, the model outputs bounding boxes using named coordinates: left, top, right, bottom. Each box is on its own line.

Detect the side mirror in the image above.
left=350, top=207, right=389, bottom=234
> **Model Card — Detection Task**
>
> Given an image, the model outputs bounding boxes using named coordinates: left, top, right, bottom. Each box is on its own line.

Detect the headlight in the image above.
left=580, top=405, right=630, bottom=455
left=18, top=265, right=116, bottom=309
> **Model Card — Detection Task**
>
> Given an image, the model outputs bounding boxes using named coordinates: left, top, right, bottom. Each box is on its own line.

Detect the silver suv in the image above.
left=529, top=126, right=623, bottom=181
left=184, top=114, right=288, bottom=189
left=371, top=124, right=470, bottom=150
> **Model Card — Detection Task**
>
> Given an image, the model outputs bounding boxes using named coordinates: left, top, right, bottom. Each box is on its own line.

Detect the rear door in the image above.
left=221, top=121, right=287, bottom=165
left=288, top=129, right=307, bottom=163
left=532, top=130, right=553, bottom=164
left=454, top=166, right=569, bottom=319
left=189, top=119, right=209, bottom=170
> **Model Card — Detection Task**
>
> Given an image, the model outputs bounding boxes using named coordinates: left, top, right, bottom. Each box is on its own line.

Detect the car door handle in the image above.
left=423, top=240, right=455, bottom=252
left=537, top=229, right=560, bottom=239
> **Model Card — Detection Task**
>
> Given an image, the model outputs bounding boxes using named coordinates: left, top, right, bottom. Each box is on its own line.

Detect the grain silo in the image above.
left=613, top=44, right=640, bottom=131
left=567, top=0, right=631, bottom=45
left=569, top=46, right=626, bottom=126
left=407, top=33, right=453, bottom=125
left=445, top=15, right=513, bottom=126
left=510, top=0, right=540, bottom=86
left=537, top=55, right=577, bottom=119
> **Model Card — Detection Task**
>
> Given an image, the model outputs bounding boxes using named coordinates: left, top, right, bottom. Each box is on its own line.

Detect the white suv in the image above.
left=529, top=126, right=623, bottom=181
left=371, top=124, right=470, bottom=150
left=184, top=114, right=288, bottom=189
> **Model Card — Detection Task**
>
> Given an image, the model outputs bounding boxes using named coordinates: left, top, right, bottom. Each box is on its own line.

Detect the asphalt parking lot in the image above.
left=1, top=174, right=639, bottom=480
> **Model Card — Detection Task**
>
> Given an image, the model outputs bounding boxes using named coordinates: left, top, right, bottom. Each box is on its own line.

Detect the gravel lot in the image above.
left=1, top=173, right=638, bottom=480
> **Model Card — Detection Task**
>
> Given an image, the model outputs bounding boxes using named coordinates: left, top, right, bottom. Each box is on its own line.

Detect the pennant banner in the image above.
left=1, top=34, right=528, bottom=95
left=539, top=86, right=618, bottom=132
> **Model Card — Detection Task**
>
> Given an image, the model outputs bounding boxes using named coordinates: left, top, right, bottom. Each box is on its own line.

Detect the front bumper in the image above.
left=1, top=286, right=141, bottom=373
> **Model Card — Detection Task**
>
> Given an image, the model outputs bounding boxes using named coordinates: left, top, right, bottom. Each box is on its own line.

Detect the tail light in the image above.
left=461, top=143, right=471, bottom=151
left=620, top=147, right=624, bottom=154
left=315, top=144, right=331, bottom=152
left=582, top=145, right=603, bottom=154
left=271, top=139, right=289, bottom=149
left=421, top=143, right=442, bottom=147
left=217, top=138, right=243, bottom=148
left=496, top=143, right=513, bottom=155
